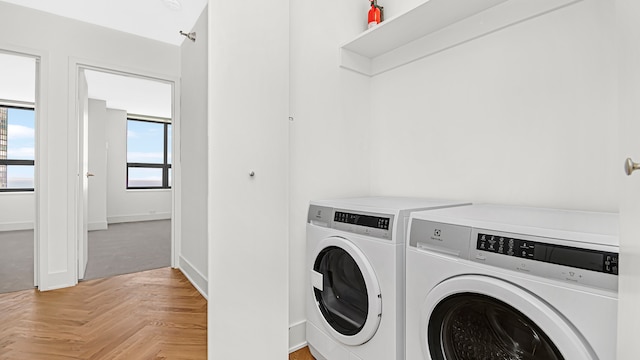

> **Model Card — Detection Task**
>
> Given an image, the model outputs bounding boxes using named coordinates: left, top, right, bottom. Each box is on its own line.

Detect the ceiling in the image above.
left=84, top=70, right=172, bottom=119
left=0, top=0, right=207, bottom=46
left=0, top=52, right=172, bottom=118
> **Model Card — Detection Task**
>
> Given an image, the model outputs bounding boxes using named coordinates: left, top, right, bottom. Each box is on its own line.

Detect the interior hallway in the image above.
left=0, top=267, right=206, bottom=359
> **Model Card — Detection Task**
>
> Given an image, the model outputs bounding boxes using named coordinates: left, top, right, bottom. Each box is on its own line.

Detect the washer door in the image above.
left=421, top=275, right=597, bottom=360
left=310, top=236, right=382, bottom=346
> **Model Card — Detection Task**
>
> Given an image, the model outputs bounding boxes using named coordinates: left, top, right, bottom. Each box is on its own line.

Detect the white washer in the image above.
left=306, top=197, right=470, bottom=360
left=406, top=204, right=619, bottom=360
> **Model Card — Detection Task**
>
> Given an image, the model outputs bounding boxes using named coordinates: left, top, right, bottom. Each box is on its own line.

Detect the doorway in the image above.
left=0, top=50, right=39, bottom=293
left=74, top=64, right=179, bottom=281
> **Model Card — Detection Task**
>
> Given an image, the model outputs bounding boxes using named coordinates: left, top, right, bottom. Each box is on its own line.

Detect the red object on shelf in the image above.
left=368, top=0, right=384, bottom=29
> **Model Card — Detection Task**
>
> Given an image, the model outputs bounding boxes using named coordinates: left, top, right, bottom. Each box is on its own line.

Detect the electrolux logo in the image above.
left=315, top=209, right=322, bottom=219
left=430, top=228, right=443, bottom=242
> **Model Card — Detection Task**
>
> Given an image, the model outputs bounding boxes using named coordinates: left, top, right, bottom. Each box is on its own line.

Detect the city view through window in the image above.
left=0, top=106, right=35, bottom=191
left=126, top=118, right=171, bottom=189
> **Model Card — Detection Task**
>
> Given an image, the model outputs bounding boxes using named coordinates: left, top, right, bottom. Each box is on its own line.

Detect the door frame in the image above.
left=68, top=58, right=181, bottom=283
left=0, top=46, right=45, bottom=289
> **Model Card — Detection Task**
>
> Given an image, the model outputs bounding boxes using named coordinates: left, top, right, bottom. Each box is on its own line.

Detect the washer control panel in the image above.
left=476, top=233, right=619, bottom=275
left=407, top=218, right=619, bottom=292
left=471, top=229, right=619, bottom=291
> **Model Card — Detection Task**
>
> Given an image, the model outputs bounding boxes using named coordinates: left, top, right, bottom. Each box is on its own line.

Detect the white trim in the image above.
left=0, top=44, right=47, bottom=290
left=0, top=222, right=34, bottom=232
left=68, top=57, right=181, bottom=285
left=179, top=255, right=208, bottom=299
left=107, top=213, right=172, bottom=224
left=87, top=221, right=108, bottom=231
left=288, top=320, right=307, bottom=353
left=171, top=77, right=181, bottom=269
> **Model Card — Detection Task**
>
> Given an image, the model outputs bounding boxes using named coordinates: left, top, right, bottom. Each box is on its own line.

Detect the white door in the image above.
left=77, top=69, right=89, bottom=280
left=617, top=0, right=640, bottom=358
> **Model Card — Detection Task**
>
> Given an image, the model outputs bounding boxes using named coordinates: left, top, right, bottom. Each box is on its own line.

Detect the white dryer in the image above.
left=405, top=204, right=619, bottom=360
left=306, top=197, right=470, bottom=360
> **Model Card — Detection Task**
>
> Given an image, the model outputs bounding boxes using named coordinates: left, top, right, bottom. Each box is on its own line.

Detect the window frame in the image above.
left=126, top=115, right=172, bottom=190
left=0, top=103, right=36, bottom=193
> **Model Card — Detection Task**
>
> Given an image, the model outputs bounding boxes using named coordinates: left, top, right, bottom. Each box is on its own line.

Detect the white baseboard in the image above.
left=0, top=221, right=34, bottom=232
left=88, top=221, right=108, bottom=231
left=107, top=212, right=171, bottom=224
left=179, top=255, right=208, bottom=300
left=289, top=320, right=307, bottom=353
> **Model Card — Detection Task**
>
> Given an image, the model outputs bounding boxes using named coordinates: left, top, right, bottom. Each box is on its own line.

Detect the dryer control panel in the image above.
left=308, top=205, right=395, bottom=240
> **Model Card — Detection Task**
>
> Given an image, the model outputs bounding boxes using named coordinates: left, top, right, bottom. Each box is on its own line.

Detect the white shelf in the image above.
left=340, top=0, right=583, bottom=76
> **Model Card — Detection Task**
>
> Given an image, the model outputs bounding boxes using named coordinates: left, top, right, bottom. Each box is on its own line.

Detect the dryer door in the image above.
left=310, top=236, right=382, bottom=346
left=421, top=275, right=596, bottom=360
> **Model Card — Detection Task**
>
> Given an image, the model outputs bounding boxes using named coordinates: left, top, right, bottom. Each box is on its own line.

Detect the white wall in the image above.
left=369, top=0, right=617, bottom=212
left=179, top=7, right=208, bottom=298
left=87, top=99, right=172, bottom=228
left=87, top=99, right=108, bottom=230
left=287, top=0, right=618, bottom=351
left=105, top=108, right=171, bottom=223
left=0, top=193, right=34, bottom=231
left=208, top=0, right=289, bottom=358
left=0, top=2, right=180, bottom=290
left=288, top=0, right=374, bottom=351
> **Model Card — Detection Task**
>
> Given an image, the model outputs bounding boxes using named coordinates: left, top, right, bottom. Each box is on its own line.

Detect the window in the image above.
left=126, top=117, right=171, bottom=189
left=0, top=106, right=35, bottom=192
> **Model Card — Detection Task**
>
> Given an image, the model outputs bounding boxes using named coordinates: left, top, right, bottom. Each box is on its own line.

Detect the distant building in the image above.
left=0, top=107, right=7, bottom=188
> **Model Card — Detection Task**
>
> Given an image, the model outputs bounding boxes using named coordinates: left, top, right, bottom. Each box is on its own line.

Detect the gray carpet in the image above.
left=0, top=229, right=35, bottom=294
left=83, top=220, right=171, bottom=280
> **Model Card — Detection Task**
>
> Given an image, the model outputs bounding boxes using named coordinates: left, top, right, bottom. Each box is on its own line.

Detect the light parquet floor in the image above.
left=289, top=347, right=314, bottom=360
left=0, top=267, right=206, bottom=360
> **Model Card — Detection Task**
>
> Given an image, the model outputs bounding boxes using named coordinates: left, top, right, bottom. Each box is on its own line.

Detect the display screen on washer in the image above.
left=477, top=233, right=618, bottom=275
left=334, top=211, right=390, bottom=230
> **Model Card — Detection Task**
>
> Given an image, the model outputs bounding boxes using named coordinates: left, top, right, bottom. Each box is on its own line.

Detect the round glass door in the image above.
left=428, top=294, right=563, bottom=360
left=311, top=237, right=381, bottom=345
left=420, top=275, right=596, bottom=360
left=314, top=246, right=368, bottom=336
